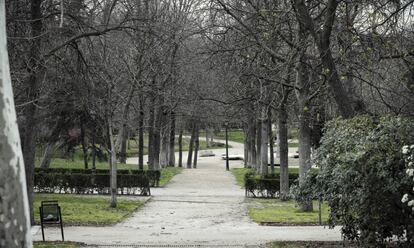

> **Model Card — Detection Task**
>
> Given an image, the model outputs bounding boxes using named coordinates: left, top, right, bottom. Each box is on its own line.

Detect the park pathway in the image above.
left=32, top=140, right=342, bottom=247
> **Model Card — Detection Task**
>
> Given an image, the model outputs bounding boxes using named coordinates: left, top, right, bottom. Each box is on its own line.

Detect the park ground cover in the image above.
left=159, top=167, right=183, bottom=186
left=247, top=199, right=329, bottom=225
left=34, top=194, right=146, bottom=226
left=231, top=168, right=329, bottom=225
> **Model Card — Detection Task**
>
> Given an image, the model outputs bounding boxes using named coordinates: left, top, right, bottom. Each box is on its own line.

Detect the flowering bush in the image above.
left=297, top=116, right=414, bottom=246
left=402, top=145, right=414, bottom=212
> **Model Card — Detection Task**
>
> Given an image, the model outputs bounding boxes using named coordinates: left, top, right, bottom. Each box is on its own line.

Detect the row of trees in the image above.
left=2, top=0, right=414, bottom=246
left=201, top=0, right=414, bottom=211
left=5, top=0, right=230, bottom=224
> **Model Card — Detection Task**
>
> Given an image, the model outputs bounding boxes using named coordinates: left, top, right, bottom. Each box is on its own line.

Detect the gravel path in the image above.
left=31, top=140, right=341, bottom=247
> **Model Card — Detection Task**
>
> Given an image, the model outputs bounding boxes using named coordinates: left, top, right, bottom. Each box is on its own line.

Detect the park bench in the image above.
left=221, top=154, right=244, bottom=160
left=267, top=163, right=281, bottom=167
left=200, top=150, right=215, bottom=157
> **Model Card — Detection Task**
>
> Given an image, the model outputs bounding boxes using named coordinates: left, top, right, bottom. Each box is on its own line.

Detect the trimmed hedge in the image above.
left=34, top=173, right=151, bottom=196
left=35, top=168, right=160, bottom=187
left=244, top=172, right=298, bottom=198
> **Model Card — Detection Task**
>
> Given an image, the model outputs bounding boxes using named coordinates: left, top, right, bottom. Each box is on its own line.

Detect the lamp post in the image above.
left=225, top=123, right=229, bottom=171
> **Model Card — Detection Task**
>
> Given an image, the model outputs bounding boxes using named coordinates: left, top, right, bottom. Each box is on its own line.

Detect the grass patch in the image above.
left=231, top=168, right=254, bottom=186
left=33, top=242, right=83, bottom=248
left=247, top=198, right=329, bottom=225
left=271, top=241, right=357, bottom=248
left=34, top=194, right=145, bottom=226
left=288, top=142, right=299, bottom=148
left=159, top=167, right=183, bottom=186
left=213, top=130, right=245, bottom=143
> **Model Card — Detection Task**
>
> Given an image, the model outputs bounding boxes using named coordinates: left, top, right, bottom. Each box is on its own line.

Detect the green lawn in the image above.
left=33, top=242, right=83, bottom=248
left=214, top=130, right=245, bottom=143
left=159, top=167, right=183, bottom=186
left=288, top=142, right=299, bottom=148
left=34, top=194, right=145, bottom=226
left=247, top=198, right=329, bottom=225
left=231, top=168, right=254, bottom=186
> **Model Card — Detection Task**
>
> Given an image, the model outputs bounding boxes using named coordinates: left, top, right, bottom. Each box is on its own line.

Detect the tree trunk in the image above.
left=40, top=141, right=55, bottom=169
left=256, top=120, right=262, bottom=172
left=243, top=126, right=249, bottom=168
left=152, top=105, right=162, bottom=171
left=178, top=129, right=183, bottom=167
left=193, top=126, right=199, bottom=169
left=295, top=30, right=313, bottom=211
left=80, top=119, right=88, bottom=169
left=294, top=0, right=356, bottom=118
left=248, top=117, right=256, bottom=168
left=160, top=123, right=169, bottom=168
left=119, top=129, right=128, bottom=164
left=138, top=96, right=144, bottom=170
left=147, top=97, right=155, bottom=170
left=279, top=102, right=289, bottom=200
left=0, top=3, right=33, bottom=243
left=21, top=0, right=43, bottom=225
left=268, top=111, right=275, bottom=174
left=168, top=112, right=176, bottom=167
left=260, top=117, right=268, bottom=177
left=108, top=118, right=117, bottom=208
left=92, top=130, right=97, bottom=171
left=116, top=81, right=137, bottom=164
left=187, top=122, right=196, bottom=169
left=205, top=128, right=210, bottom=148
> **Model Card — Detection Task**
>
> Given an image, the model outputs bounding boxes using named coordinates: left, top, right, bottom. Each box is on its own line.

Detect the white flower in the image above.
left=402, top=145, right=409, bottom=154
left=409, top=162, right=413, bottom=167
left=411, top=145, right=414, bottom=149
left=408, top=200, right=414, bottom=207
left=406, top=168, right=414, bottom=177
left=402, top=194, right=409, bottom=203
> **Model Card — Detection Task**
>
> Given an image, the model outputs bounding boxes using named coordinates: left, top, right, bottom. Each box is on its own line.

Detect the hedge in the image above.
left=34, top=173, right=151, bottom=196
left=35, top=168, right=160, bottom=187
left=244, top=172, right=298, bottom=198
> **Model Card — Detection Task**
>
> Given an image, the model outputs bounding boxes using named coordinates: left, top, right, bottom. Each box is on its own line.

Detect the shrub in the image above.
left=34, top=173, right=151, bottom=196
left=35, top=168, right=160, bottom=187
left=298, top=115, right=414, bottom=246
left=244, top=172, right=298, bottom=198
left=290, top=170, right=320, bottom=206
